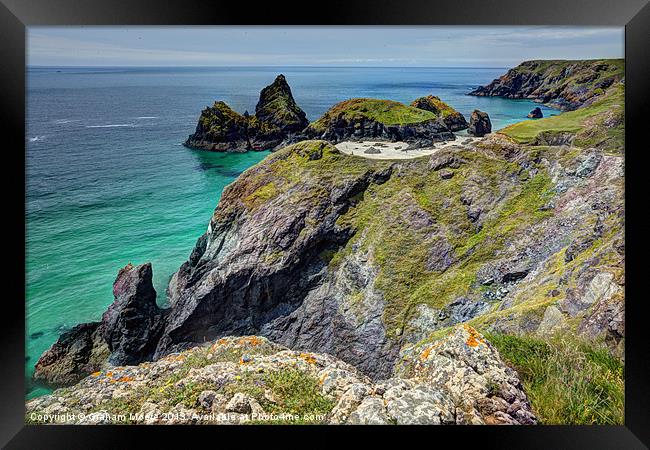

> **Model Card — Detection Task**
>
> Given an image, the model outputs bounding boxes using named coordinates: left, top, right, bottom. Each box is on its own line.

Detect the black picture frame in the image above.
left=2, top=0, right=649, bottom=447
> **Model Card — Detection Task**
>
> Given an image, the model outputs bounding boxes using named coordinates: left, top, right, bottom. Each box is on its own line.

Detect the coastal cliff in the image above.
left=33, top=62, right=625, bottom=424
left=469, top=59, right=624, bottom=110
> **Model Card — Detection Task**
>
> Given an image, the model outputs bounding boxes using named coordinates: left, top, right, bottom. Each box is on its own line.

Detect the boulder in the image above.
left=527, top=107, right=543, bottom=118
left=467, top=110, right=492, bottom=136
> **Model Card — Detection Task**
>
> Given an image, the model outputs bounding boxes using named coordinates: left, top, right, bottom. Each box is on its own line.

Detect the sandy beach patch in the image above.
left=335, top=137, right=483, bottom=160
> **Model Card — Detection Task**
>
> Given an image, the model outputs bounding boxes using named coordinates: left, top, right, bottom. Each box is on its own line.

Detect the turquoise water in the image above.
left=26, top=66, right=558, bottom=398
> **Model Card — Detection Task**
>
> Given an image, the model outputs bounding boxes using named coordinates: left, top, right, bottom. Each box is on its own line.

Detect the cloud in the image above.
left=27, top=26, right=624, bottom=67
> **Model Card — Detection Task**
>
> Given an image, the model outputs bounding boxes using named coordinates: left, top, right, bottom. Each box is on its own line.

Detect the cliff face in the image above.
left=35, top=66, right=625, bottom=424
left=27, top=327, right=536, bottom=425
left=37, top=82, right=624, bottom=386
left=304, top=98, right=455, bottom=145
left=184, top=75, right=309, bottom=152
left=469, top=59, right=624, bottom=110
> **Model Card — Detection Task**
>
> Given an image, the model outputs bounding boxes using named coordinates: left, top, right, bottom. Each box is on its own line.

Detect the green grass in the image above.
left=484, top=332, right=624, bottom=424
left=329, top=145, right=556, bottom=336
left=309, top=98, right=438, bottom=133
left=410, top=95, right=460, bottom=118
left=499, top=84, right=624, bottom=147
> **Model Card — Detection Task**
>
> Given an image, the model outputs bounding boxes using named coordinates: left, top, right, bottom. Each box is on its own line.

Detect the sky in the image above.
left=27, top=26, right=624, bottom=67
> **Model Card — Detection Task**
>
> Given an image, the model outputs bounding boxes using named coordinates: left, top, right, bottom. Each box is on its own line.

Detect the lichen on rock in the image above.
left=26, top=328, right=536, bottom=425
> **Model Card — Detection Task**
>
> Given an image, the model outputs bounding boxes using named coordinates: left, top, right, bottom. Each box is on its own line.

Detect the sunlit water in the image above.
left=26, top=66, right=558, bottom=398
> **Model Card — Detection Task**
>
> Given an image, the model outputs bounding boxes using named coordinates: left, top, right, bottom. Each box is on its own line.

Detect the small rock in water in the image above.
left=527, top=107, right=543, bottom=118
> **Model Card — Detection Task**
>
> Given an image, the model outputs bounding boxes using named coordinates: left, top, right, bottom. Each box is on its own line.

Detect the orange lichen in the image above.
left=213, top=338, right=229, bottom=349
left=116, top=376, right=134, bottom=383
left=91, top=371, right=101, bottom=377
left=420, top=346, right=433, bottom=361
left=299, top=353, right=317, bottom=364
left=105, top=371, right=113, bottom=378
left=463, top=324, right=485, bottom=348
left=237, top=336, right=262, bottom=347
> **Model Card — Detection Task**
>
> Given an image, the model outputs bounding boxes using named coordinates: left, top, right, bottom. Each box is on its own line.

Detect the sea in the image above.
left=26, top=66, right=559, bottom=398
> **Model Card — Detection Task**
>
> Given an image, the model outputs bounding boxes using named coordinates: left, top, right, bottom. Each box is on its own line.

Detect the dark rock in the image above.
left=502, top=270, right=530, bottom=284
left=439, top=169, right=454, bottom=179
left=33, top=322, right=108, bottom=386
left=527, top=107, right=543, bottom=118
left=467, top=110, right=492, bottom=137
left=34, top=262, right=167, bottom=386
left=428, top=152, right=465, bottom=171
left=184, top=75, right=308, bottom=152
left=410, top=95, right=468, bottom=131
left=101, top=263, right=167, bottom=366
left=255, top=74, right=309, bottom=134
left=364, top=146, right=381, bottom=154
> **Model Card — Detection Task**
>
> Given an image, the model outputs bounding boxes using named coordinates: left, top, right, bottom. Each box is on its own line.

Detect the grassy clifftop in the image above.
left=499, top=83, right=624, bottom=153
left=308, top=98, right=439, bottom=133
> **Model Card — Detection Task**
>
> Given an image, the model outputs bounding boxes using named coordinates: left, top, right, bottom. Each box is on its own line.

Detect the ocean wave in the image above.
left=52, top=119, right=80, bottom=124
left=85, top=124, right=135, bottom=128
left=28, top=136, right=45, bottom=142
left=135, top=116, right=158, bottom=119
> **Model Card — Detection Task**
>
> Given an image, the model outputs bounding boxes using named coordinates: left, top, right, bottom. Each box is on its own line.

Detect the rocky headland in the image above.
left=31, top=61, right=625, bottom=425
left=469, top=59, right=624, bottom=111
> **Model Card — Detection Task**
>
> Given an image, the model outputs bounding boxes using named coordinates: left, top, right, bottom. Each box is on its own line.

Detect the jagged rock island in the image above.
left=304, top=98, right=456, bottom=146
left=184, top=75, right=309, bottom=152
left=31, top=60, right=625, bottom=425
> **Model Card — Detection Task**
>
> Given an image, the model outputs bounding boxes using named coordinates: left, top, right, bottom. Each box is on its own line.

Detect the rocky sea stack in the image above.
left=184, top=75, right=309, bottom=152
left=467, top=110, right=492, bottom=136
left=469, top=59, right=624, bottom=110
left=304, top=98, right=455, bottom=145
left=527, top=107, right=543, bottom=119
